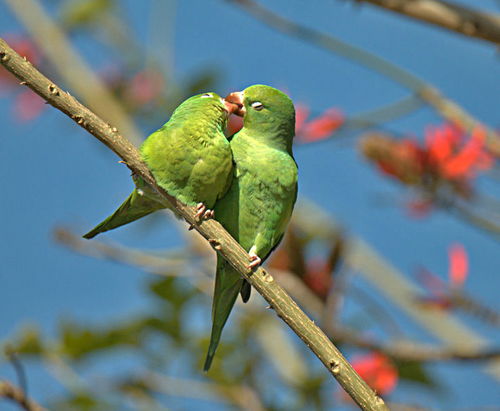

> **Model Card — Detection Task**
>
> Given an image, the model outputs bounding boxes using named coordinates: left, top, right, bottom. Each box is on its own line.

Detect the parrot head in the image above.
left=174, top=92, right=240, bottom=119
left=225, top=85, right=295, bottom=136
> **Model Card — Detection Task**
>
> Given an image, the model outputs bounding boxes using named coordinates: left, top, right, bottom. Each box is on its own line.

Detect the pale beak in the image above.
left=224, top=91, right=245, bottom=116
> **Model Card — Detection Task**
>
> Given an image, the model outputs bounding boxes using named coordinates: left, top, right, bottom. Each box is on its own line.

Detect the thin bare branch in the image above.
left=0, top=38, right=388, bottom=411
left=0, top=380, right=46, bottom=411
left=354, top=0, right=500, bottom=46
left=53, top=227, right=193, bottom=277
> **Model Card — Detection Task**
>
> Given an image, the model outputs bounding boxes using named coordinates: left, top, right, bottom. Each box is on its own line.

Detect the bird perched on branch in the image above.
left=83, top=92, right=237, bottom=239
left=204, top=84, right=298, bottom=371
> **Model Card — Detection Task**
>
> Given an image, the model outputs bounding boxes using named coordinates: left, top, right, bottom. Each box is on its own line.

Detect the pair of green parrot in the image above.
left=83, top=84, right=298, bottom=370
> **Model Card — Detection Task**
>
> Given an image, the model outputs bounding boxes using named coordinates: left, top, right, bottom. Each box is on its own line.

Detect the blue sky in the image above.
left=1, top=0, right=500, bottom=409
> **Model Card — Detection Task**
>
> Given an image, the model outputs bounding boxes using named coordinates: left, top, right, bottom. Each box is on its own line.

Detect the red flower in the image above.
left=124, top=69, right=164, bottom=106
left=13, top=90, right=46, bottom=122
left=360, top=134, right=426, bottom=185
left=350, top=352, right=398, bottom=396
left=0, top=34, right=41, bottom=89
left=302, top=258, right=333, bottom=300
left=448, top=243, right=468, bottom=288
left=360, top=124, right=494, bottom=207
left=426, top=124, right=493, bottom=180
left=416, top=243, right=468, bottom=309
left=296, top=106, right=344, bottom=143
left=1, top=33, right=47, bottom=122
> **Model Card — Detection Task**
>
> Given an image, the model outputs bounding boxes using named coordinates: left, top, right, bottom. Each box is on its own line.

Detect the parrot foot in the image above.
left=248, top=247, right=262, bottom=269
left=194, top=203, right=214, bottom=221
left=203, top=209, right=215, bottom=219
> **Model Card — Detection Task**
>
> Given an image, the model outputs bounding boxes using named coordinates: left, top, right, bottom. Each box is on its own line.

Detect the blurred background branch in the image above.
left=352, top=0, right=500, bottom=46
left=0, top=380, right=46, bottom=411
left=4, top=0, right=143, bottom=145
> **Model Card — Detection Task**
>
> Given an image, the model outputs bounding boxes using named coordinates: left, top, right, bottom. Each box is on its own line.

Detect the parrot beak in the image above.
left=224, top=91, right=245, bottom=117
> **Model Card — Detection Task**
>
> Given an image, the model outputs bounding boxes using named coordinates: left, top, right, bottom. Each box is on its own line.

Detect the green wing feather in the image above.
left=84, top=93, right=232, bottom=239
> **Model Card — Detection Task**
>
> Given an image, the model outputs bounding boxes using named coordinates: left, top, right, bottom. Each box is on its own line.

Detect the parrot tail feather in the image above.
left=204, top=258, right=243, bottom=371
left=83, top=189, right=163, bottom=239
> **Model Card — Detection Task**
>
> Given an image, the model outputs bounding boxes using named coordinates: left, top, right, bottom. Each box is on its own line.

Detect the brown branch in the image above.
left=124, top=372, right=265, bottom=411
left=229, top=0, right=500, bottom=157
left=0, top=380, right=46, bottom=411
left=355, top=0, right=500, bottom=46
left=0, top=38, right=388, bottom=411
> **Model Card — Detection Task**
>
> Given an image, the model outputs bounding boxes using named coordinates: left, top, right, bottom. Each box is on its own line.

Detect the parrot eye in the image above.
left=201, top=93, right=213, bottom=98
left=251, top=101, right=264, bottom=111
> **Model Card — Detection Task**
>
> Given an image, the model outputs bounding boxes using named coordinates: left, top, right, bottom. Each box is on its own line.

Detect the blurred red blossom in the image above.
left=1, top=33, right=46, bottom=122
left=100, top=65, right=165, bottom=110
left=268, top=226, right=343, bottom=301
left=13, top=89, right=46, bottom=122
left=302, top=258, right=333, bottom=300
left=124, top=69, right=164, bottom=106
left=426, top=124, right=493, bottom=180
left=360, top=123, right=494, bottom=209
left=295, top=104, right=344, bottom=143
left=0, top=34, right=41, bottom=88
left=350, top=352, right=398, bottom=396
left=416, top=243, right=469, bottom=310
left=448, top=243, right=468, bottom=288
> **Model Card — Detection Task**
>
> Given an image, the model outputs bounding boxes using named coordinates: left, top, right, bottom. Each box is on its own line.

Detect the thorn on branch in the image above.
left=261, top=270, right=274, bottom=283
left=329, top=360, right=340, bottom=375
left=48, top=84, right=60, bottom=96
left=72, top=115, right=85, bottom=126
left=208, top=239, right=222, bottom=250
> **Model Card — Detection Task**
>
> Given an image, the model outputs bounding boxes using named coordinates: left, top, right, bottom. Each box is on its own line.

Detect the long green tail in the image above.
left=83, top=189, right=164, bottom=239
left=204, top=257, right=244, bottom=371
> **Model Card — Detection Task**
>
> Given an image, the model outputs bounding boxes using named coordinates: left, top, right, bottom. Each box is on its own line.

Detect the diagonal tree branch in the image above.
left=0, top=380, right=46, bottom=411
left=0, top=38, right=388, bottom=411
left=353, top=0, right=500, bottom=46
left=229, top=0, right=500, bottom=157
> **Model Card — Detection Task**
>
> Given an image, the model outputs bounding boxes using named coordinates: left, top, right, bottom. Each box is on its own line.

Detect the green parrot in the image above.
left=204, top=85, right=298, bottom=371
left=83, top=92, right=236, bottom=239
